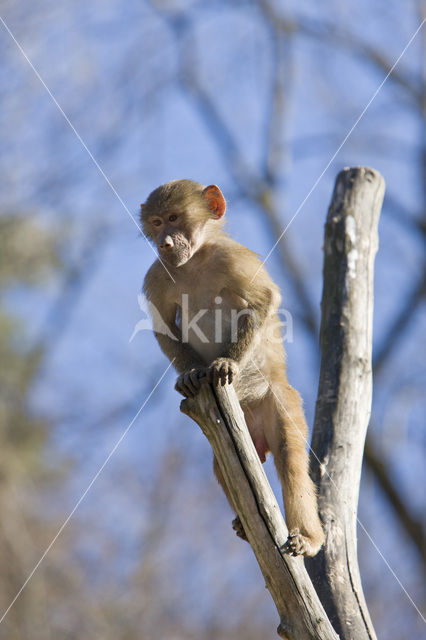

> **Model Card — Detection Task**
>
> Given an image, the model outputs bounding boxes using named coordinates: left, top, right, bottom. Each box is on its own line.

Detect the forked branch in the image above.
left=181, top=167, right=384, bottom=639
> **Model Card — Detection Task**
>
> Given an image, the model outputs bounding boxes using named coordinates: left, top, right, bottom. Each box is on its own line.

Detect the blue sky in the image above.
left=0, top=1, right=425, bottom=637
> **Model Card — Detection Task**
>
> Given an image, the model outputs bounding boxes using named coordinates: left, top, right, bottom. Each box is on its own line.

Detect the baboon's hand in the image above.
left=175, top=367, right=207, bottom=397
left=206, top=358, right=239, bottom=387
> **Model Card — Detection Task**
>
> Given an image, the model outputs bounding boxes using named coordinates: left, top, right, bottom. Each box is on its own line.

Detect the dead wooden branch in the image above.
left=181, top=384, right=338, bottom=640
left=180, top=166, right=384, bottom=639
left=307, top=167, right=385, bottom=640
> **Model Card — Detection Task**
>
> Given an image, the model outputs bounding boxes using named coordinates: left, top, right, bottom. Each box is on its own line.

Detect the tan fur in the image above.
left=142, top=180, right=324, bottom=557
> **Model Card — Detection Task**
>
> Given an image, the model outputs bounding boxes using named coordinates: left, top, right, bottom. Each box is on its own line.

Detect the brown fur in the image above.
left=141, top=180, right=324, bottom=556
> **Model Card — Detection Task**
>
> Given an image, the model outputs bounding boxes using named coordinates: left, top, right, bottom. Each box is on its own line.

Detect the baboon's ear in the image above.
left=202, top=185, right=226, bottom=219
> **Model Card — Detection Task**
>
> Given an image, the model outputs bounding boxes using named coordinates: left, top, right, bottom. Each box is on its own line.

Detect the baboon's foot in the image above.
left=232, top=516, right=248, bottom=541
left=281, top=528, right=323, bottom=557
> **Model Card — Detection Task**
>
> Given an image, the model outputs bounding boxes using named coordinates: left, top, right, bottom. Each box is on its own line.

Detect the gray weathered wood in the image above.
left=180, top=166, right=384, bottom=638
left=306, top=167, right=385, bottom=640
left=181, top=384, right=339, bottom=640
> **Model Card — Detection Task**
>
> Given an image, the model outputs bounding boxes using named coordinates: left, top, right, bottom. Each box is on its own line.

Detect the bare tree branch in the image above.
left=181, top=383, right=338, bottom=640
left=259, top=1, right=423, bottom=104
left=307, top=167, right=385, bottom=640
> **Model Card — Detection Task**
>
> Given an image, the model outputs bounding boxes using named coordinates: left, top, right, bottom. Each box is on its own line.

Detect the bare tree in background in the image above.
left=0, top=1, right=424, bottom=639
